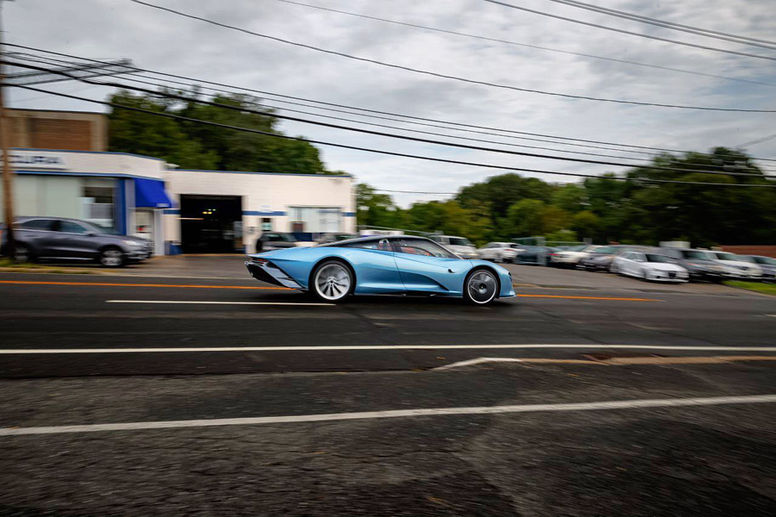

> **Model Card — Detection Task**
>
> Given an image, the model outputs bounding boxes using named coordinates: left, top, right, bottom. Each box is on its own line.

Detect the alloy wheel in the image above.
left=314, top=262, right=352, bottom=301
left=466, top=269, right=498, bottom=305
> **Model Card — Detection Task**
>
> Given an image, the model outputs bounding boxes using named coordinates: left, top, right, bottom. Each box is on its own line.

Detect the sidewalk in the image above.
left=0, top=254, right=250, bottom=280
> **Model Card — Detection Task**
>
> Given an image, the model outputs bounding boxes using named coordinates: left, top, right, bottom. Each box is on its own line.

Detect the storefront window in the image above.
left=81, top=179, right=115, bottom=229
left=288, top=206, right=342, bottom=233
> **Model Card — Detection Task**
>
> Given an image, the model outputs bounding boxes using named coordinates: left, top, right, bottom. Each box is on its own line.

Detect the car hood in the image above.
left=717, top=259, right=762, bottom=271
left=646, top=263, right=686, bottom=272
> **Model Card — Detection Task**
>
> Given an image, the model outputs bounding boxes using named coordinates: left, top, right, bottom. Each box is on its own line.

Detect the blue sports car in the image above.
left=245, top=235, right=515, bottom=305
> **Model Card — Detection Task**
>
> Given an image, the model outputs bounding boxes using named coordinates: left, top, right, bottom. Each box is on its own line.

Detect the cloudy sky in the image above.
left=6, top=0, right=776, bottom=206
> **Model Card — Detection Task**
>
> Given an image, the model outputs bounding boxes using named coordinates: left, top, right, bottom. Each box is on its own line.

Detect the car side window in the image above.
left=344, top=239, right=392, bottom=251
left=58, top=221, right=89, bottom=234
left=18, top=219, right=55, bottom=231
left=396, top=238, right=456, bottom=258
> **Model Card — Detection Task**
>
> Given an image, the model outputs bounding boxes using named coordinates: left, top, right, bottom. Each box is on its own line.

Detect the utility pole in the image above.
left=0, top=0, right=14, bottom=260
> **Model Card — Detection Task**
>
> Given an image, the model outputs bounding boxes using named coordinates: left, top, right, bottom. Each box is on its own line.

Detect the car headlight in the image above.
left=123, top=239, right=142, bottom=247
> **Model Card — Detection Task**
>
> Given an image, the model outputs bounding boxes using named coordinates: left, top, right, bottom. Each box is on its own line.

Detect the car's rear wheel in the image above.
left=464, top=268, right=499, bottom=305
left=99, top=247, right=125, bottom=268
left=312, top=260, right=353, bottom=302
left=11, top=244, right=32, bottom=263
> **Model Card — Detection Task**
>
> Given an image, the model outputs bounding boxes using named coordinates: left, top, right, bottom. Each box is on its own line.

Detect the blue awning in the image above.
left=134, top=178, right=173, bottom=209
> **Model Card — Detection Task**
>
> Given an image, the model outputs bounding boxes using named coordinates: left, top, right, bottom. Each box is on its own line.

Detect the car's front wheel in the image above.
left=463, top=268, right=499, bottom=305
left=99, top=247, right=125, bottom=268
left=312, top=260, right=353, bottom=302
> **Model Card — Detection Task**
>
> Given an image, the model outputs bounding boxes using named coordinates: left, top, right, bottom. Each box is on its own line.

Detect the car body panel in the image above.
left=2, top=216, right=151, bottom=262
left=246, top=236, right=515, bottom=300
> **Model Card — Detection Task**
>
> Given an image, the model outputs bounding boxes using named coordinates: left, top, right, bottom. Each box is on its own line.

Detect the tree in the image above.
left=355, top=184, right=403, bottom=228
left=109, top=90, right=327, bottom=174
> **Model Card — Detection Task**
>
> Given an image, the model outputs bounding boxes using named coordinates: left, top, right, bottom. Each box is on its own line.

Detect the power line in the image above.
left=9, top=58, right=772, bottom=178
left=482, top=0, right=776, bottom=61
left=19, top=51, right=776, bottom=174
left=273, top=0, right=776, bottom=88
left=128, top=0, right=776, bottom=112
left=376, top=189, right=456, bottom=195
left=545, top=0, right=776, bottom=48
left=14, top=83, right=776, bottom=188
left=11, top=43, right=776, bottom=164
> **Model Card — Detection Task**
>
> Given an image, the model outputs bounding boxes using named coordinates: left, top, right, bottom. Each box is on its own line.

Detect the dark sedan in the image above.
left=1, top=216, right=152, bottom=267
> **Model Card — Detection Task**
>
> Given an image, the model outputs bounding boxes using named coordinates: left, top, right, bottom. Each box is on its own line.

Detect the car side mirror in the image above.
left=86, top=232, right=96, bottom=237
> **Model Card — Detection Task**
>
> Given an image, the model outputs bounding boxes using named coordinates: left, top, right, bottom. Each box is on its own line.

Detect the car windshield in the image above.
left=92, top=223, right=120, bottom=235
left=566, top=245, right=587, bottom=251
left=268, top=233, right=295, bottom=242
left=593, top=246, right=615, bottom=254
left=645, top=254, right=673, bottom=263
left=715, top=252, right=739, bottom=261
left=682, top=250, right=713, bottom=260
left=753, top=256, right=776, bottom=265
left=448, top=237, right=473, bottom=247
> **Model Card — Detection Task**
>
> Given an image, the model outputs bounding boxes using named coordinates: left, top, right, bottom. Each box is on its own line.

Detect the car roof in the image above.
left=321, top=235, right=434, bottom=247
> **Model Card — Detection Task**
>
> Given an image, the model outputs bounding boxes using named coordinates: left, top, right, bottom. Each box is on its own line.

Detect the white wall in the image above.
left=164, top=170, right=356, bottom=253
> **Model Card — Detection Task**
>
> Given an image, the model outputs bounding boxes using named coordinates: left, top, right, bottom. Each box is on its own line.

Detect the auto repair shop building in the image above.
left=1, top=149, right=356, bottom=255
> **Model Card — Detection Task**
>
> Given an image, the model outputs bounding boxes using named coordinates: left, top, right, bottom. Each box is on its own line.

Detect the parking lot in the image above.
left=1, top=257, right=775, bottom=515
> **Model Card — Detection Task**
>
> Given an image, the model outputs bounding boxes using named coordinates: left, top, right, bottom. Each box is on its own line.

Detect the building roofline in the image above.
left=172, top=169, right=352, bottom=178
left=8, top=108, right=106, bottom=116
left=10, top=147, right=167, bottom=163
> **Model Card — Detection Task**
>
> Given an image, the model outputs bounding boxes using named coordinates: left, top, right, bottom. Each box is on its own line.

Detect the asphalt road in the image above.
left=1, top=261, right=775, bottom=515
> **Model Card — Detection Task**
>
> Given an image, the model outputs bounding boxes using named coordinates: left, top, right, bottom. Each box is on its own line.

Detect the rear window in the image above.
left=645, top=254, right=673, bottom=263
left=753, top=256, right=776, bottom=265
left=448, top=237, right=473, bottom=247
left=18, top=219, right=54, bottom=231
left=715, top=252, right=738, bottom=261
left=681, top=250, right=712, bottom=260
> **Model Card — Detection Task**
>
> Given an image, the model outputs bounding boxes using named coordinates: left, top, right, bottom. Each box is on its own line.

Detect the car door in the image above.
left=15, top=219, right=59, bottom=257
left=53, top=220, right=100, bottom=259
left=393, top=238, right=467, bottom=294
left=619, top=252, right=635, bottom=275
left=341, top=238, right=403, bottom=293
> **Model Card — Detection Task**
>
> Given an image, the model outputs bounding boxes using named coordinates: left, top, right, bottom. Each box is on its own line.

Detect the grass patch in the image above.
left=0, top=258, right=93, bottom=274
left=724, top=280, right=776, bottom=295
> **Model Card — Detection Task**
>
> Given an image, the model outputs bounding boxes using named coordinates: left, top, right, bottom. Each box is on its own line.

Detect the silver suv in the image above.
left=1, top=216, right=152, bottom=267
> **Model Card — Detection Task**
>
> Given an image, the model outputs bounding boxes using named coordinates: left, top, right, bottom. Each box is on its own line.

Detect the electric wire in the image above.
left=13, top=83, right=776, bottom=188
left=127, top=0, right=776, bottom=111
left=10, top=43, right=776, bottom=164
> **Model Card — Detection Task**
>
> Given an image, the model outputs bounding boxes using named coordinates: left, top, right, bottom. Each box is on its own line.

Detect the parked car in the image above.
left=428, top=234, right=478, bottom=259
left=246, top=235, right=515, bottom=305
left=658, top=248, right=734, bottom=282
left=513, top=245, right=555, bottom=265
left=611, top=250, right=689, bottom=282
left=742, top=255, right=776, bottom=281
left=255, top=232, right=300, bottom=252
left=707, top=251, right=763, bottom=280
left=315, top=233, right=358, bottom=245
left=577, top=245, right=632, bottom=271
left=0, top=216, right=151, bottom=267
left=549, top=244, right=601, bottom=268
left=477, top=242, right=519, bottom=263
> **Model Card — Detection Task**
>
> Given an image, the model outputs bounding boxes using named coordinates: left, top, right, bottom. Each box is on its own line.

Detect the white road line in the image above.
left=106, top=300, right=334, bottom=307
left=2, top=344, right=776, bottom=354
left=435, top=357, right=525, bottom=370
left=2, top=394, right=774, bottom=436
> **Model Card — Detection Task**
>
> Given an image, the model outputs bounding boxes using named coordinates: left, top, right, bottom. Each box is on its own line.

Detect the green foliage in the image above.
left=108, top=90, right=326, bottom=174
left=357, top=147, right=776, bottom=248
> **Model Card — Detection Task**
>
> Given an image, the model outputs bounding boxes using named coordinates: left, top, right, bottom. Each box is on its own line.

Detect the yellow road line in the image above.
left=517, top=293, right=661, bottom=302
left=1, top=280, right=660, bottom=301
left=0, top=280, right=289, bottom=290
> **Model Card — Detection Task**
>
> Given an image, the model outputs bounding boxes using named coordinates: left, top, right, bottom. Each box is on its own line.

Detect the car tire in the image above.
left=311, top=259, right=353, bottom=302
left=463, top=268, right=499, bottom=305
left=99, top=247, right=126, bottom=268
left=9, top=243, right=33, bottom=263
